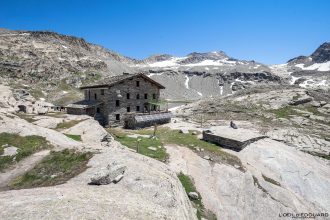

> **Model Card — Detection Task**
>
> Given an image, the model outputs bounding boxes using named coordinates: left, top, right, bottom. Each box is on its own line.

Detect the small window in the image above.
left=144, top=93, right=148, bottom=99
left=116, top=100, right=120, bottom=107
left=153, top=105, right=157, bottom=111
left=94, top=93, right=97, bottom=100
left=101, top=89, right=104, bottom=95
left=127, top=107, right=131, bottom=112
left=136, top=106, right=140, bottom=111
left=127, top=93, right=130, bottom=99
left=153, top=93, right=156, bottom=99
left=136, top=81, right=140, bottom=87
left=88, top=90, right=91, bottom=100
left=115, top=114, right=120, bottom=120
left=136, top=94, right=140, bottom=99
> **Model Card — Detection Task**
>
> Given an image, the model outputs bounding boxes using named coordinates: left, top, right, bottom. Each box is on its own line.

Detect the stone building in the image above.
left=67, top=73, right=170, bottom=127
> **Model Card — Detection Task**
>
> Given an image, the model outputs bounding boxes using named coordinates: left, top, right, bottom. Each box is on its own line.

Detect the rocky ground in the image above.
left=0, top=85, right=197, bottom=220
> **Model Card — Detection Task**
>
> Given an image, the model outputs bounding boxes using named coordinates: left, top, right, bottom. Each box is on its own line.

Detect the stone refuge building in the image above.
left=66, top=73, right=171, bottom=127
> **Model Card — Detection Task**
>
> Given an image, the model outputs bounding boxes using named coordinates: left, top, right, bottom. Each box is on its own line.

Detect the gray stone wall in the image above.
left=202, top=131, right=267, bottom=151
left=82, top=75, right=161, bottom=126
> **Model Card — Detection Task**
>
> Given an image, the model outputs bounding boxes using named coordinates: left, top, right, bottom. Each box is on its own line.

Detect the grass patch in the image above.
left=64, top=134, right=82, bottom=141
left=108, top=127, right=241, bottom=167
left=10, top=149, right=93, bottom=189
left=271, top=106, right=296, bottom=118
left=0, top=133, right=52, bottom=171
left=135, top=128, right=241, bottom=167
left=110, top=130, right=168, bottom=161
left=16, top=113, right=37, bottom=123
left=55, top=119, right=84, bottom=130
left=262, top=174, right=281, bottom=187
left=178, top=172, right=216, bottom=220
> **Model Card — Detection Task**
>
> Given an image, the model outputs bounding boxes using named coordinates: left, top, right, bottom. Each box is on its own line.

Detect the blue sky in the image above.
left=0, top=0, right=329, bottom=64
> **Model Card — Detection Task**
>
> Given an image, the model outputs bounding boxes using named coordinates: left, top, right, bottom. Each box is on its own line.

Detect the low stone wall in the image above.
left=202, top=131, right=267, bottom=151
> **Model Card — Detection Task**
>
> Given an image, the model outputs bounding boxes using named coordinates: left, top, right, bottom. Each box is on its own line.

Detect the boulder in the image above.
left=188, top=192, right=199, bottom=200
left=310, top=101, right=321, bottom=108
left=1, top=145, right=18, bottom=156
left=89, top=163, right=126, bottom=185
left=179, top=128, right=189, bottom=134
left=289, top=97, right=313, bottom=106
left=147, top=147, right=157, bottom=151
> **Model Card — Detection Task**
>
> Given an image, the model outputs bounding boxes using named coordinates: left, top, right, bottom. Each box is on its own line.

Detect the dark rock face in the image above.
left=311, top=42, right=330, bottom=63
left=179, top=51, right=228, bottom=64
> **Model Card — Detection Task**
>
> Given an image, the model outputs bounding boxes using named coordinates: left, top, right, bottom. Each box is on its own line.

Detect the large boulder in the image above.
left=89, top=162, right=126, bottom=185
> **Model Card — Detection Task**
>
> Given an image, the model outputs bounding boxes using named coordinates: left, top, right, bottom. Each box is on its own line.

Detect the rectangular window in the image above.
left=136, top=81, right=140, bottom=87
left=153, top=93, right=156, bottom=99
left=127, top=107, right=131, bottom=112
left=144, top=93, right=148, bottom=99
left=127, top=93, right=130, bottom=99
left=136, top=94, right=140, bottom=99
left=153, top=105, right=157, bottom=111
left=136, top=106, right=140, bottom=111
left=101, top=89, right=104, bottom=95
left=116, top=100, right=120, bottom=107
left=115, top=114, right=120, bottom=121
left=94, top=93, right=97, bottom=100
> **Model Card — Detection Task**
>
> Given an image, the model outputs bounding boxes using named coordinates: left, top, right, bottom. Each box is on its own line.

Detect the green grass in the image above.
left=134, top=128, right=241, bottom=167
left=55, top=119, right=85, bottom=130
left=15, top=113, right=38, bottom=123
left=108, top=127, right=241, bottom=167
left=262, top=174, right=281, bottom=187
left=178, top=172, right=216, bottom=220
left=110, top=130, right=168, bottom=161
left=64, top=134, right=82, bottom=141
left=0, top=133, right=52, bottom=171
left=10, top=149, right=93, bottom=189
left=271, top=106, right=296, bottom=118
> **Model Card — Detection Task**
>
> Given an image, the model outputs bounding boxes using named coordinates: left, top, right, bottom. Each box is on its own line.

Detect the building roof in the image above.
left=65, top=100, right=103, bottom=109
left=80, top=73, right=165, bottom=89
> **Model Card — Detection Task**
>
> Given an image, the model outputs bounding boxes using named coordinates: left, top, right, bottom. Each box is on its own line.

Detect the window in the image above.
left=136, top=94, right=140, bottom=99
left=115, top=114, right=120, bottom=121
left=136, top=81, right=140, bottom=87
left=144, top=93, right=148, bottom=99
left=94, top=93, right=97, bottom=100
left=127, top=107, right=131, bottom=112
left=88, top=90, right=91, bottom=100
left=97, top=107, right=100, bottom=113
left=116, top=100, right=120, bottom=107
left=136, top=106, right=140, bottom=111
left=153, top=93, right=156, bottom=99
left=101, top=89, right=104, bottom=95
left=153, top=105, right=157, bottom=111
left=127, top=93, right=130, bottom=99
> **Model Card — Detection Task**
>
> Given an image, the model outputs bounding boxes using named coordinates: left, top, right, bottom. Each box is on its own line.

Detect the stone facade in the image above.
left=80, top=74, right=163, bottom=126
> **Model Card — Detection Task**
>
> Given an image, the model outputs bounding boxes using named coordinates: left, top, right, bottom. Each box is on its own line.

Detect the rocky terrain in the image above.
left=1, top=27, right=328, bottom=104
left=0, top=84, right=197, bottom=220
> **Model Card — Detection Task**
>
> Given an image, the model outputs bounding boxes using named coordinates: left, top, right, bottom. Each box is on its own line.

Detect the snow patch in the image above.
left=295, top=61, right=330, bottom=72
left=184, top=75, right=190, bottom=89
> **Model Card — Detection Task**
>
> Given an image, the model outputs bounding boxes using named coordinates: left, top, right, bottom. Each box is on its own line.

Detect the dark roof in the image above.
left=65, top=100, right=103, bottom=109
left=80, top=73, right=165, bottom=89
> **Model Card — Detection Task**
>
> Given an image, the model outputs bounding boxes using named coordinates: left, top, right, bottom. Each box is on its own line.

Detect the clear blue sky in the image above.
left=0, top=0, right=329, bottom=64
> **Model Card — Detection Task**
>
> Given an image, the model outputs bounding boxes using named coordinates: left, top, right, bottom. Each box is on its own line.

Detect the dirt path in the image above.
left=0, top=150, right=50, bottom=190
